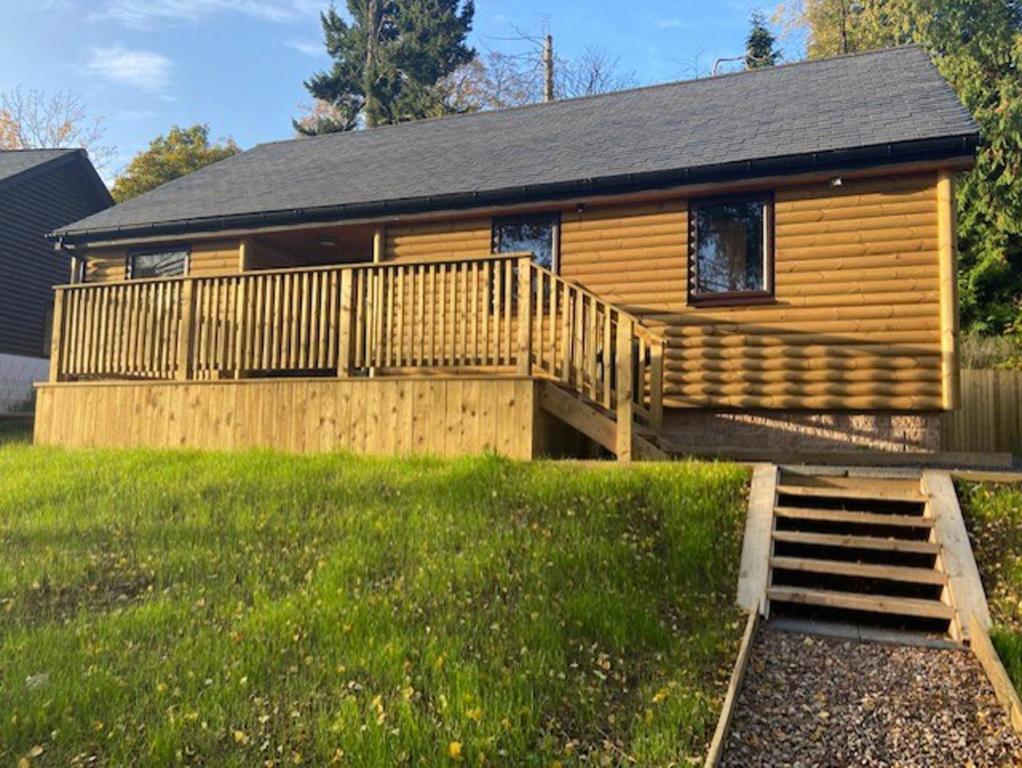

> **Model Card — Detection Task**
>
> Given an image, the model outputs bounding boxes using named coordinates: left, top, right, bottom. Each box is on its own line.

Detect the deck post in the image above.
left=337, top=269, right=353, bottom=377
left=48, top=288, right=65, bottom=382
left=937, top=170, right=960, bottom=411
left=650, top=337, right=664, bottom=432
left=616, top=316, right=634, bottom=461
left=516, top=256, right=533, bottom=376
left=176, top=278, right=195, bottom=381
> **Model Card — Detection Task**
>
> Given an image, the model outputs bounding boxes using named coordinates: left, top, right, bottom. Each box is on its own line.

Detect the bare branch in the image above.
left=0, top=87, right=116, bottom=169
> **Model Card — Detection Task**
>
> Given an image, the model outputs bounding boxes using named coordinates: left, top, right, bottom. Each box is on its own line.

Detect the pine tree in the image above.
left=746, top=12, right=780, bottom=69
left=297, top=0, right=475, bottom=134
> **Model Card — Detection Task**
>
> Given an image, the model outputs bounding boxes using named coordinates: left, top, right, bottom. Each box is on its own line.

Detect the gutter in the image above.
left=50, top=134, right=979, bottom=248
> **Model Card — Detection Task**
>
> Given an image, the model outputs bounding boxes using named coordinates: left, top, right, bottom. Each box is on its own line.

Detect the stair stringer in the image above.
left=537, top=381, right=665, bottom=461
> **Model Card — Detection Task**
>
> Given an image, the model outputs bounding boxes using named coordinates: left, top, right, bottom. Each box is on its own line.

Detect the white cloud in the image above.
left=99, top=0, right=322, bottom=28
left=88, top=45, right=173, bottom=93
left=285, top=38, right=324, bottom=57
left=656, top=18, right=690, bottom=30
left=115, top=108, right=159, bottom=120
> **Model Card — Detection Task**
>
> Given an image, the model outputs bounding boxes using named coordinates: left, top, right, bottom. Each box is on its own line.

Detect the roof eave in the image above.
left=52, top=133, right=979, bottom=247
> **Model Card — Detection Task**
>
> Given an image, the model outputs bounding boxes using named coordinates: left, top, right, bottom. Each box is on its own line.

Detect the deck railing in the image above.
left=49, top=254, right=665, bottom=431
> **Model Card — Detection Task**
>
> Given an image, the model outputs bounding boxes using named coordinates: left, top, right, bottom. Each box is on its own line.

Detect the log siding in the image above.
left=75, top=169, right=949, bottom=412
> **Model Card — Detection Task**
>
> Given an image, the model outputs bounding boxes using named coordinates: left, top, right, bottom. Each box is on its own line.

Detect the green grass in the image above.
left=0, top=445, right=748, bottom=767
left=957, top=481, right=1022, bottom=695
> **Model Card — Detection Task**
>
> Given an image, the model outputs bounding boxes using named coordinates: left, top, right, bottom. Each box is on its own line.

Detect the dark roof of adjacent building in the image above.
left=0, top=148, right=75, bottom=182
left=0, top=149, right=112, bottom=202
left=57, top=45, right=978, bottom=244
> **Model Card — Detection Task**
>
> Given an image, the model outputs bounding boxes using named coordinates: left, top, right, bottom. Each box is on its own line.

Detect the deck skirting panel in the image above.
left=34, top=377, right=539, bottom=458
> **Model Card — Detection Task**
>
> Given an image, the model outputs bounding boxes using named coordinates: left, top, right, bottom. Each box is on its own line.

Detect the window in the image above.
left=689, top=194, right=772, bottom=303
left=491, top=214, right=559, bottom=271
left=128, top=247, right=189, bottom=279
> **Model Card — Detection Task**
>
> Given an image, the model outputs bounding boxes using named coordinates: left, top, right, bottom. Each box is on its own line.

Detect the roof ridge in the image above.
left=256, top=45, right=930, bottom=149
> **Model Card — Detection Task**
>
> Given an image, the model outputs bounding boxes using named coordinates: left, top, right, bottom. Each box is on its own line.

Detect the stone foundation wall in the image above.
left=662, top=409, right=942, bottom=455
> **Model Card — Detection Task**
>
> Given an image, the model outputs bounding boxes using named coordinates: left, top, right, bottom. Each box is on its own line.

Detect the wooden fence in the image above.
left=941, top=368, right=1022, bottom=454
left=49, top=254, right=665, bottom=432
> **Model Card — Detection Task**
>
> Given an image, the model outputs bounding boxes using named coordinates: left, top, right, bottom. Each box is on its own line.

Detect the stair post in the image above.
left=615, top=316, right=633, bottom=461
left=48, top=287, right=65, bottom=382
left=337, top=268, right=353, bottom=377
left=516, top=256, right=533, bottom=376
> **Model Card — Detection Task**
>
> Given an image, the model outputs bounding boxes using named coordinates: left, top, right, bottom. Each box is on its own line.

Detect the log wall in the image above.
left=85, top=240, right=241, bottom=281
left=75, top=169, right=949, bottom=412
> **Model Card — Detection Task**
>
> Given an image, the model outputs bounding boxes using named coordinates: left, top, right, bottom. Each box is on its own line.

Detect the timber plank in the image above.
left=773, top=507, right=933, bottom=528
left=775, top=484, right=926, bottom=503
left=771, top=530, right=940, bottom=554
left=767, top=586, right=955, bottom=620
left=770, top=556, right=948, bottom=585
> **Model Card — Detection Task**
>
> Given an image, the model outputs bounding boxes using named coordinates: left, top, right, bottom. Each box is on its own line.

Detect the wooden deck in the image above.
left=40, top=254, right=667, bottom=459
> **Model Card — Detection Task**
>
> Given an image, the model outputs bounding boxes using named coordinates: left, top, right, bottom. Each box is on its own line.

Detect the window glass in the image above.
left=129, top=249, right=188, bottom=279
left=492, top=214, right=558, bottom=271
left=692, top=198, right=768, bottom=297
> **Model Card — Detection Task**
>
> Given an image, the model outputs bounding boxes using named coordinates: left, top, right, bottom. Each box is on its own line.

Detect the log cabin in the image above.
left=35, top=46, right=979, bottom=460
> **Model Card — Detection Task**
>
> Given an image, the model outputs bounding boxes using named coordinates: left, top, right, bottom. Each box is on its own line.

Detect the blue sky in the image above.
left=1, top=1, right=802, bottom=181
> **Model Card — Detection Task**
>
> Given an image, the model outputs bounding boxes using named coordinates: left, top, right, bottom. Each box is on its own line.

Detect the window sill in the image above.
left=688, top=293, right=777, bottom=309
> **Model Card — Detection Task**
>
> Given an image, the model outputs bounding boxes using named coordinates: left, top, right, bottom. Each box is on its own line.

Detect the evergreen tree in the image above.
left=746, top=12, right=781, bottom=69
left=297, top=0, right=475, bottom=134
left=798, top=0, right=1022, bottom=335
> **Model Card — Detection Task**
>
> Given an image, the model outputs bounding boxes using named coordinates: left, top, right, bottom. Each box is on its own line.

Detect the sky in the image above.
left=0, top=0, right=805, bottom=183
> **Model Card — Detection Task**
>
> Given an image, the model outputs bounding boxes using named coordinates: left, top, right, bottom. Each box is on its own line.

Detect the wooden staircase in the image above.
left=764, top=471, right=959, bottom=637
left=538, top=381, right=666, bottom=460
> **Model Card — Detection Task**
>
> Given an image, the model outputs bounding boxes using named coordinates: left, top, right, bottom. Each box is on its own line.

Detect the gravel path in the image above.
left=721, top=628, right=1022, bottom=767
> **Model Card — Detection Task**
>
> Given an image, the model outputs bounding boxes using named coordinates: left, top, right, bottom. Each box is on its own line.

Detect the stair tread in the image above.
left=770, top=556, right=948, bottom=585
left=767, top=586, right=955, bottom=620
left=772, top=530, right=940, bottom=554
left=774, top=506, right=933, bottom=528
left=776, top=484, right=926, bottom=503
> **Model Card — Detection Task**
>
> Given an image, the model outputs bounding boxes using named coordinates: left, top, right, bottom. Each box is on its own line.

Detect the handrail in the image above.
left=52, top=251, right=533, bottom=291
left=521, top=260, right=665, bottom=435
left=48, top=253, right=666, bottom=441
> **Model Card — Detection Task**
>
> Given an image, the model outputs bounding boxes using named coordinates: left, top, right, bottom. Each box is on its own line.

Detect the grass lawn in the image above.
left=957, top=481, right=1022, bottom=695
left=0, top=444, right=748, bottom=767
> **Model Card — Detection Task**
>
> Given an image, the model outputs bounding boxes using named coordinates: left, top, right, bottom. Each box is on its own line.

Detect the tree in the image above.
left=112, top=125, right=239, bottom=203
left=559, top=46, right=638, bottom=99
left=296, top=0, right=475, bottom=134
left=796, top=0, right=1022, bottom=335
left=746, top=11, right=781, bottom=68
left=0, top=87, right=115, bottom=169
left=799, top=0, right=863, bottom=57
left=443, top=40, right=637, bottom=112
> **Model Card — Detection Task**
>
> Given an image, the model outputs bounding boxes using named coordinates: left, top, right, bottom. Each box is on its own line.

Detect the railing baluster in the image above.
left=650, top=337, right=664, bottom=431
left=616, top=315, right=634, bottom=461
left=602, top=307, right=613, bottom=410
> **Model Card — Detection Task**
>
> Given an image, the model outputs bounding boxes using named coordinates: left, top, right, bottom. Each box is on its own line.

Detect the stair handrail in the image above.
left=523, top=259, right=666, bottom=439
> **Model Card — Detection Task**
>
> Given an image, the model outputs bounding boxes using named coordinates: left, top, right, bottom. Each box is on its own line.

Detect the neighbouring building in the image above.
left=0, top=149, right=111, bottom=412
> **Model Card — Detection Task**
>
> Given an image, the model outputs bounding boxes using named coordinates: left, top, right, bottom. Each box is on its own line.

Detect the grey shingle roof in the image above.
left=0, top=149, right=78, bottom=185
left=58, top=46, right=977, bottom=242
